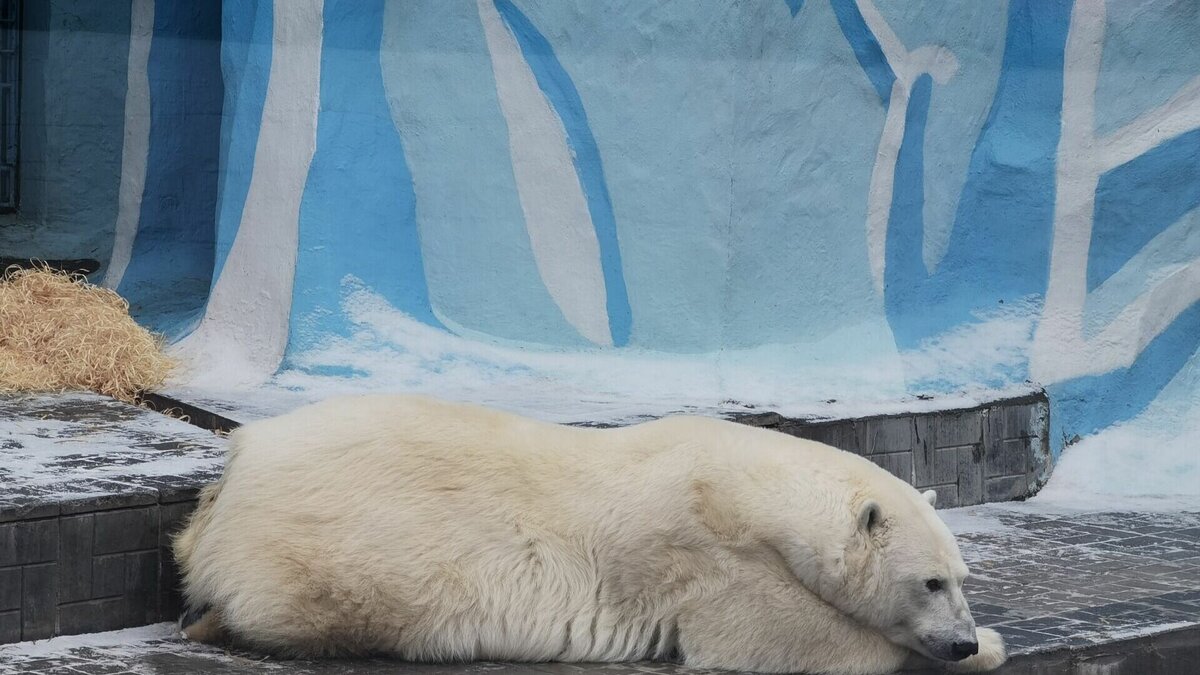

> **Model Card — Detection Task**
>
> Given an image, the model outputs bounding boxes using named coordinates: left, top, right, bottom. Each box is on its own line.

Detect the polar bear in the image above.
left=174, top=395, right=1006, bottom=674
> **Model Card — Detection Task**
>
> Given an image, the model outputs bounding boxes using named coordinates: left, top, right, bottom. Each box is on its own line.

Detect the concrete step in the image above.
left=0, top=389, right=1091, bottom=650
left=0, top=393, right=224, bottom=644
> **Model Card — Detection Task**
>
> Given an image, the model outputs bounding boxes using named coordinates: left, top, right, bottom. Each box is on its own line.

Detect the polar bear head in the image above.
left=728, top=455, right=985, bottom=664
left=838, top=487, right=982, bottom=663
left=687, top=422, right=995, bottom=664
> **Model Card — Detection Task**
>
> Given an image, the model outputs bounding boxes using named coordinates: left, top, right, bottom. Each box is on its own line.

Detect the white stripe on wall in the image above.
left=171, top=0, right=324, bottom=387
left=476, top=0, right=613, bottom=347
left=1032, top=0, right=1200, bottom=383
left=103, top=0, right=154, bottom=290
left=856, top=0, right=958, bottom=293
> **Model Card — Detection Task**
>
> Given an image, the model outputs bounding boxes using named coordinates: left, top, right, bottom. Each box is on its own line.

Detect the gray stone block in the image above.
left=20, top=563, right=56, bottom=641
left=870, top=452, right=914, bottom=483
left=957, top=445, right=985, bottom=506
left=935, top=410, right=985, bottom=448
left=912, top=416, right=936, bottom=487
left=93, top=507, right=158, bottom=555
left=0, top=610, right=18, bottom=644
left=799, top=423, right=859, bottom=454
left=928, top=446, right=961, bottom=487
left=93, top=554, right=126, bottom=598
left=986, top=438, right=1031, bottom=478
left=1, top=523, right=21, bottom=564
left=857, top=417, right=914, bottom=455
left=57, top=514, right=94, bottom=604
left=58, top=596, right=128, bottom=635
left=988, top=402, right=1039, bottom=440
left=0, top=519, right=59, bottom=566
left=160, top=545, right=184, bottom=620
left=0, top=568, right=20, bottom=611
left=124, top=550, right=160, bottom=625
left=986, top=475, right=1029, bottom=503
left=159, top=501, right=196, bottom=548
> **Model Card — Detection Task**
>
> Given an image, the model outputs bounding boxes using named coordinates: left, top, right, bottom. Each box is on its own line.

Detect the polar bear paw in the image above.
left=947, top=627, right=1007, bottom=672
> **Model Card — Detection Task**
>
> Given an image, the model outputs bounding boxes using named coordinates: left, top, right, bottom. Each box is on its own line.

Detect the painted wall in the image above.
left=110, top=0, right=223, bottom=337
left=11, top=1, right=130, bottom=264
left=40, top=1, right=1200, bottom=477
left=3, top=0, right=222, bottom=338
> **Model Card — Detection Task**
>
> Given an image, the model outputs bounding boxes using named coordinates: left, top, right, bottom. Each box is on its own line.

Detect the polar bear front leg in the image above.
left=676, top=562, right=909, bottom=675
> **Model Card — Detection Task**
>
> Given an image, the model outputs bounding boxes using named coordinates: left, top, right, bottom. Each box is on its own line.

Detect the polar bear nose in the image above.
left=950, top=641, right=978, bottom=660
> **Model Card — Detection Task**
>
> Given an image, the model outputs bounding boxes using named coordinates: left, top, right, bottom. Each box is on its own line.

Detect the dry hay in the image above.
left=0, top=265, right=174, bottom=402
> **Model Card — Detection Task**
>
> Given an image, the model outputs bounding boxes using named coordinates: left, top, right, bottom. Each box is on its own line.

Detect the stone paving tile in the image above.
left=2, top=508, right=1196, bottom=674
left=951, top=509, right=1200, bottom=658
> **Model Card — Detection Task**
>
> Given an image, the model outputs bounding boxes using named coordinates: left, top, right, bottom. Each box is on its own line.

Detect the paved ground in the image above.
left=3, top=506, right=1197, bottom=674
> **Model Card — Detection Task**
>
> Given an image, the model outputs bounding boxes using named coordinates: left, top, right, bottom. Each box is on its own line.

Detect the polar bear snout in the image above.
left=950, top=640, right=979, bottom=660
left=922, top=627, right=979, bottom=662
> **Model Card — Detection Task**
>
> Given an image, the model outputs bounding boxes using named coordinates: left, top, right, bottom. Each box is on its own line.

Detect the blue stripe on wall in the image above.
left=785, top=0, right=806, bottom=18
left=492, top=0, right=633, bottom=347
left=211, top=0, right=273, bottom=284
left=829, top=0, right=895, bottom=104
left=885, top=0, right=1070, bottom=350
left=1048, top=300, right=1200, bottom=456
left=284, top=0, right=441, bottom=359
left=1088, top=127, right=1200, bottom=291
left=884, top=73, right=934, bottom=349
left=118, top=0, right=222, bottom=339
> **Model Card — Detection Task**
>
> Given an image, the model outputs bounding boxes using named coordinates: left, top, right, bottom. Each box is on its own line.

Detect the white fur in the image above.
left=174, top=395, right=1006, bottom=674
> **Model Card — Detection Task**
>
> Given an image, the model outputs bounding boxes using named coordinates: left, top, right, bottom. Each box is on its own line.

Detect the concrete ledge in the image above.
left=0, top=390, right=1061, bottom=645
left=733, top=392, right=1051, bottom=507
left=0, top=498, right=198, bottom=644
left=0, top=393, right=223, bottom=644
left=145, top=389, right=1054, bottom=508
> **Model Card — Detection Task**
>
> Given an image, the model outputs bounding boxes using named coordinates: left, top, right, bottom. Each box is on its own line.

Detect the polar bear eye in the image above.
left=925, top=578, right=944, bottom=592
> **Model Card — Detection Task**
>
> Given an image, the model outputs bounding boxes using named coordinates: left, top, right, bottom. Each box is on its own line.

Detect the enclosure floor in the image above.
left=2, top=503, right=1197, bottom=674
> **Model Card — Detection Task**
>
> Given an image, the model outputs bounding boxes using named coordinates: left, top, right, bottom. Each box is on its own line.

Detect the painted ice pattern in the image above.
left=476, top=0, right=629, bottom=347
left=71, top=0, right=1194, bottom=486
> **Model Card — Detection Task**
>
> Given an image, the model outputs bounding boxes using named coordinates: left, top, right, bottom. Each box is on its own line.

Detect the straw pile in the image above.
left=0, top=265, right=174, bottom=402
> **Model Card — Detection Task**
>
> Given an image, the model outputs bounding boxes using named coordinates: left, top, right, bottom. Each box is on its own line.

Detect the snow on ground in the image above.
left=0, top=392, right=226, bottom=501
left=0, top=624, right=178, bottom=659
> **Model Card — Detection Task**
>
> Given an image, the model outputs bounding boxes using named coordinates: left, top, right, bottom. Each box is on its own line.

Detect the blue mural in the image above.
left=286, top=0, right=439, bottom=363
left=76, top=0, right=1198, bottom=460
left=1089, top=128, right=1200, bottom=291
left=118, top=0, right=223, bottom=337
left=829, top=0, right=894, bottom=105
left=493, top=0, right=632, bottom=347
left=884, top=0, right=1069, bottom=350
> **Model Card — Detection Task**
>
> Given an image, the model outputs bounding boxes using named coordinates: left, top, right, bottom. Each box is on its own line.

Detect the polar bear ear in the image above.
left=857, top=500, right=882, bottom=534
left=922, top=490, right=938, bottom=507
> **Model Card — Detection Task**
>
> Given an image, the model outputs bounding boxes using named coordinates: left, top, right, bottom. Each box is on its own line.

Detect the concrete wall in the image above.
left=7, top=0, right=222, bottom=337
left=14, top=1, right=130, bottom=264
left=25, top=1, right=1200, bottom=475
left=108, top=0, right=222, bottom=336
